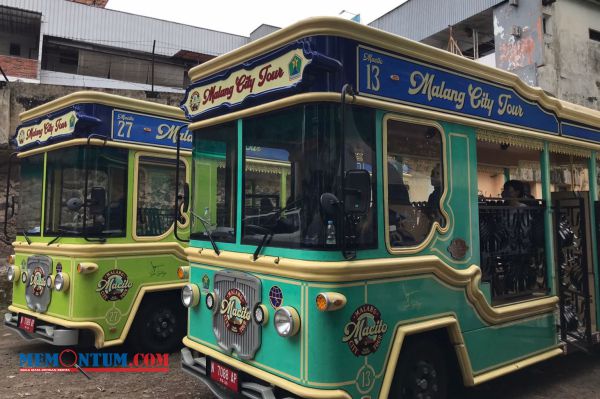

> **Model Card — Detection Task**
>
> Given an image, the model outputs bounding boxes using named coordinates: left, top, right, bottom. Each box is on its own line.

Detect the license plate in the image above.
left=210, top=360, right=239, bottom=392
left=18, top=314, right=36, bottom=334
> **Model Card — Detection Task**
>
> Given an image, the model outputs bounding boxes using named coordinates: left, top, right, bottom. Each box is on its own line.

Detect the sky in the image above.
left=106, top=0, right=407, bottom=37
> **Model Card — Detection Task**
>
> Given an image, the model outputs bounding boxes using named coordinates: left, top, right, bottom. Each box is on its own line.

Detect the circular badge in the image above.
left=96, top=270, right=133, bottom=301
left=268, top=286, right=283, bottom=309
left=219, top=288, right=251, bottom=335
left=29, top=266, right=46, bottom=297
left=342, top=304, right=388, bottom=357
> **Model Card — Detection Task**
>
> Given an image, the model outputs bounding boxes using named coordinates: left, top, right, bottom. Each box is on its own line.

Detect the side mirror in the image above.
left=344, top=169, right=371, bottom=214
left=320, top=193, right=340, bottom=221
left=89, top=186, right=106, bottom=215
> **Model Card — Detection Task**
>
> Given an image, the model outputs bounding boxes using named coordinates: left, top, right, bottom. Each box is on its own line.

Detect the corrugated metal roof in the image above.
left=369, top=0, right=505, bottom=41
left=0, top=0, right=249, bottom=57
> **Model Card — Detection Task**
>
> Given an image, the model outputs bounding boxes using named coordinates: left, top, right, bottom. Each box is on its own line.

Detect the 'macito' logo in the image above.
left=342, top=304, right=388, bottom=357
left=96, top=270, right=133, bottom=301
left=220, top=288, right=251, bottom=335
left=29, top=267, right=46, bottom=297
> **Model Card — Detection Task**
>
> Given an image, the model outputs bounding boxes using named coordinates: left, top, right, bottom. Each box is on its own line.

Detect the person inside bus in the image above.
left=387, top=160, right=414, bottom=245
left=501, top=179, right=527, bottom=207
left=427, top=163, right=444, bottom=225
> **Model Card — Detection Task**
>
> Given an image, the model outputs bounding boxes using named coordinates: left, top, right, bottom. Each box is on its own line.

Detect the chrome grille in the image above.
left=213, top=271, right=261, bottom=360
left=25, top=255, right=52, bottom=312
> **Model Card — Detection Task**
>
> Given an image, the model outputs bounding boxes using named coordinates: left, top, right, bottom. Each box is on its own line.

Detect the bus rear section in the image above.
left=4, top=91, right=192, bottom=352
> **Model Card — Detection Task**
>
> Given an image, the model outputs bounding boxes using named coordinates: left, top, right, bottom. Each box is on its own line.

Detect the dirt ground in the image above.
left=2, top=317, right=600, bottom=399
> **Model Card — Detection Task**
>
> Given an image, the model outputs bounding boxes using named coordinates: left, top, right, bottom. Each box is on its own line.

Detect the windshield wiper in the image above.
left=190, top=211, right=220, bottom=255
left=47, top=228, right=79, bottom=246
left=20, top=229, right=32, bottom=245
left=245, top=224, right=273, bottom=261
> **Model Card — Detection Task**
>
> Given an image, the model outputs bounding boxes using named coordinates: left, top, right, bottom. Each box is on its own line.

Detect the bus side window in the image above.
left=136, top=156, right=185, bottom=237
left=386, top=119, right=444, bottom=248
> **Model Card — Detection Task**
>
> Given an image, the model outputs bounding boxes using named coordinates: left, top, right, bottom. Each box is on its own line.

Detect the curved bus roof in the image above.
left=181, top=17, right=600, bottom=144
left=14, top=91, right=191, bottom=153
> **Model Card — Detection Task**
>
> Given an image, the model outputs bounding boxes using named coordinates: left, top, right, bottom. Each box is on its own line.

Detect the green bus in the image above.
left=3, top=91, right=191, bottom=352
left=178, top=17, right=600, bottom=399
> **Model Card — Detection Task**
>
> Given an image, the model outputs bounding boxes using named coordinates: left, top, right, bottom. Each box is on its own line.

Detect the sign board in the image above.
left=16, top=111, right=78, bottom=149
left=111, top=110, right=191, bottom=150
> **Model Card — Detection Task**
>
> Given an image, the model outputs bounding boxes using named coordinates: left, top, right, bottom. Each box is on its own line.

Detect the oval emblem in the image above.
left=342, top=304, right=388, bottom=357
left=29, top=266, right=46, bottom=297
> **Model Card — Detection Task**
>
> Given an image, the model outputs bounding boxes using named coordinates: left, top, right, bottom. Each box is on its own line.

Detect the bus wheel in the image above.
left=129, top=293, right=185, bottom=353
left=390, top=336, right=448, bottom=399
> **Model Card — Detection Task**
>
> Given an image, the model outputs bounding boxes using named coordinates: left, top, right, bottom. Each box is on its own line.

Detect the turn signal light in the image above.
left=7, top=255, right=15, bottom=265
left=177, top=266, right=190, bottom=280
left=77, top=262, right=98, bottom=274
left=315, top=292, right=347, bottom=312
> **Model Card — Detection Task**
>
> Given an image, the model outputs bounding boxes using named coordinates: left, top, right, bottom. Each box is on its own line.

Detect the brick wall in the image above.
left=0, top=56, right=38, bottom=80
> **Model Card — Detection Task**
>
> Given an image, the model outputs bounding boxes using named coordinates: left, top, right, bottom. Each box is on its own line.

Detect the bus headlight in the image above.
left=21, top=271, right=28, bottom=284
left=205, top=292, right=217, bottom=311
left=54, top=272, right=70, bottom=292
left=182, top=284, right=199, bottom=308
left=46, top=275, right=54, bottom=289
left=7, top=265, right=20, bottom=282
left=274, top=306, right=300, bottom=337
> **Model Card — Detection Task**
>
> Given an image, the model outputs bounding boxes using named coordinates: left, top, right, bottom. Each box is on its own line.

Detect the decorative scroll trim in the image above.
left=548, top=142, right=591, bottom=158
left=476, top=129, right=543, bottom=151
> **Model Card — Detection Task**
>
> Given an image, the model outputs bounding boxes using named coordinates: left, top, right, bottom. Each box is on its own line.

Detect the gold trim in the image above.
left=548, top=142, right=592, bottom=158
left=20, top=91, right=185, bottom=123
left=17, top=138, right=192, bottom=159
left=187, top=93, right=600, bottom=154
left=132, top=152, right=191, bottom=242
left=186, top=249, right=557, bottom=324
left=476, top=129, right=544, bottom=151
left=187, top=17, right=600, bottom=130
left=382, top=114, right=450, bottom=254
left=13, top=241, right=187, bottom=261
left=182, top=337, right=351, bottom=399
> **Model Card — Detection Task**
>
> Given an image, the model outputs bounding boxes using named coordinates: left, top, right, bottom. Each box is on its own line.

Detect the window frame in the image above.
left=132, top=151, right=190, bottom=241
left=383, top=114, right=448, bottom=254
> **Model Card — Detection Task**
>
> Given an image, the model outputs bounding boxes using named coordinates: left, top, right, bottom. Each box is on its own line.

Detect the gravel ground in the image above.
left=2, top=318, right=600, bottom=399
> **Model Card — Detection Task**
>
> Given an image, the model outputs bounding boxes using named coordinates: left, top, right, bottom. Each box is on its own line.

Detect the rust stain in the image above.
left=499, top=36, right=535, bottom=70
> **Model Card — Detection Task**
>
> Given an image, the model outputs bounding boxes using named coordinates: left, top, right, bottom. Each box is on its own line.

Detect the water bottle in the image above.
left=326, top=220, right=336, bottom=246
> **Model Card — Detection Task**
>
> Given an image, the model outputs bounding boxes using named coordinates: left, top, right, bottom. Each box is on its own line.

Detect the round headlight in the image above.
left=7, top=265, right=20, bottom=282
left=274, top=306, right=300, bottom=337
left=182, top=284, right=199, bottom=308
left=21, top=271, right=28, bottom=284
left=46, top=275, right=54, bottom=289
left=253, top=304, right=269, bottom=325
left=54, top=272, right=70, bottom=292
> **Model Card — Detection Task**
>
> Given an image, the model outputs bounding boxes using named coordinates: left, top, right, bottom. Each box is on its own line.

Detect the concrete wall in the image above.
left=537, top=0, right=600, bottom=109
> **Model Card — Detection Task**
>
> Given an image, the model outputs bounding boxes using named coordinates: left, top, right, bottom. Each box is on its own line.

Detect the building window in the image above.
left=9, top=43, right=21, bottom=56
left=590, top=29, right=600, bottom=42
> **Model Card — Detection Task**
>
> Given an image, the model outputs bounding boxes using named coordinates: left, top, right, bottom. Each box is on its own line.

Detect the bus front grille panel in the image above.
left=213, top=271, right=262, bottom=360
left=24, top=255, right=53, bottom=313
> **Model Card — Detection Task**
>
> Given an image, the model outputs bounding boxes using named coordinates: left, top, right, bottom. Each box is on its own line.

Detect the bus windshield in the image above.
left=191, top=102, right=377, bottom=250
left=16, top=154, right=44, bottom=235
left=44, top=146, right=128, bottom=237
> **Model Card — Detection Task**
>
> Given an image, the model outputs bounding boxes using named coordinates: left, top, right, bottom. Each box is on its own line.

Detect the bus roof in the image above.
left=14, top=91, right=191, bottom=152
left=181, top=17, right=600, bottom=142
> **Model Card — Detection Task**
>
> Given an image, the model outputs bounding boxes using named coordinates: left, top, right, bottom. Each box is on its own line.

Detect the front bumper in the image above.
left=181, top=337, right=351, bottom=399
left=4, top=311, right=79, bottom=346
left=182, top=347, right=298, bottom=399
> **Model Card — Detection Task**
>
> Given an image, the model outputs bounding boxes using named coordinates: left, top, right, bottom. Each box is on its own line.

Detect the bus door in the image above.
left=553, top=192, right=594, bottom=349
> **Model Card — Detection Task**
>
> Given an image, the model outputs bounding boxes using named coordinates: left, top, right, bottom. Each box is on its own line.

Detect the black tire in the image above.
left=128, top=292, right=186, bottom=353
left=390, top=336, right=448, bottom=399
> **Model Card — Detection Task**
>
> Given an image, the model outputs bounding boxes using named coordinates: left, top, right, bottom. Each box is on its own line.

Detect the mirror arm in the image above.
left=174, top=125, right=190, bottom=243
left=83, top=134, right=108, bottom=243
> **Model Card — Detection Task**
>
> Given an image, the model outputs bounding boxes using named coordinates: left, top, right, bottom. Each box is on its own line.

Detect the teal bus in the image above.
left=177, top=17, right=600, bottom=399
